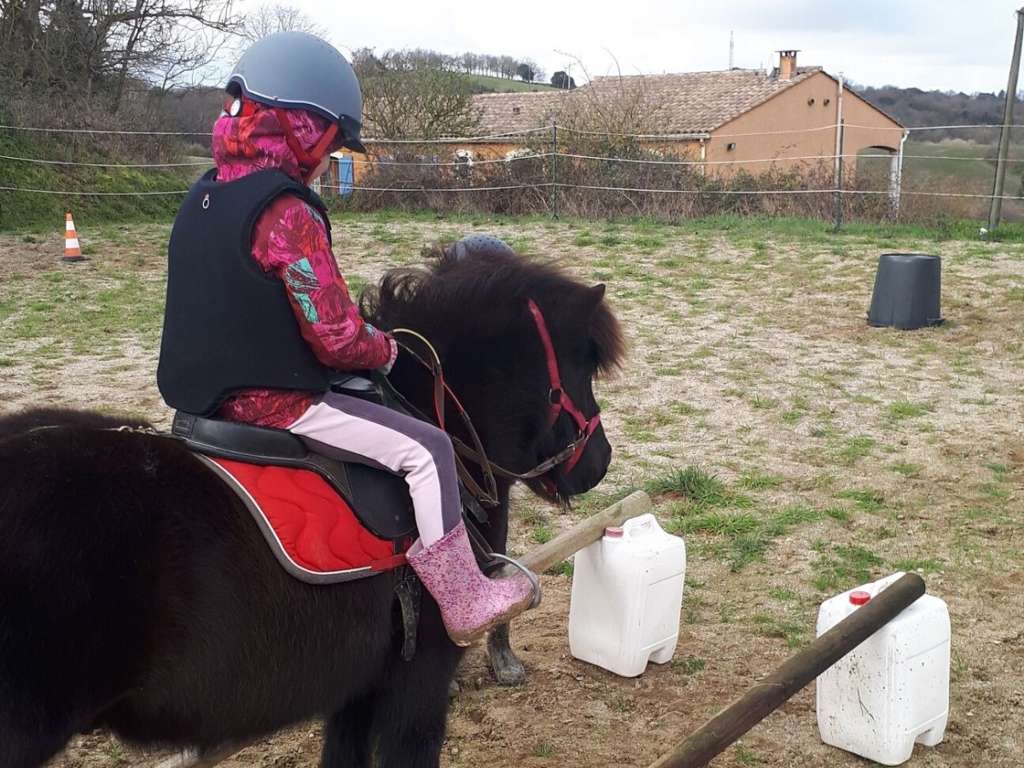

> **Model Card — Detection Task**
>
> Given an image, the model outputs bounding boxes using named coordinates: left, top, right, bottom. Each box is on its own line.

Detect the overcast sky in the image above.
left=244, top=0, right=1024, bottom=93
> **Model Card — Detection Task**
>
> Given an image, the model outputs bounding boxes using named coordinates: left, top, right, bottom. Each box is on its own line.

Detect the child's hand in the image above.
left=378, top=337, right=399, bottom=375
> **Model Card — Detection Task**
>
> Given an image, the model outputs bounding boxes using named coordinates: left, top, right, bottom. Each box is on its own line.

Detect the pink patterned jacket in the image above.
left=212, top=105, right=395, bottom=428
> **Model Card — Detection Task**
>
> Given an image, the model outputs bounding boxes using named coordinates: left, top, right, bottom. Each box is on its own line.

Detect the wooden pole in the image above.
left=151, top=491, right=652, bottom=768
left=519, top=490, right=651, bottom=574
left=646, top=573, right=927, bottom=768
left=832, top=119, right=845, bottom=233
left=989, top=7, right=1024, bottom=232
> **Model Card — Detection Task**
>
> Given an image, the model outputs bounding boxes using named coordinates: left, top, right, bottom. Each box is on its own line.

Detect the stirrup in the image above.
left=483, top=554, right=543, bottom=610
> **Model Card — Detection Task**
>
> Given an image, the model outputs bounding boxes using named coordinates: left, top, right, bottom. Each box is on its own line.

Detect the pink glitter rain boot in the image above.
left=407, top=521, right=541, bottom=647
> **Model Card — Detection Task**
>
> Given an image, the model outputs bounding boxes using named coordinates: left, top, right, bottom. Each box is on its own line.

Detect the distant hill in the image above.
left=464, top=74, right=558, bottom=94
left=856, top=84, right=1011, bottom=141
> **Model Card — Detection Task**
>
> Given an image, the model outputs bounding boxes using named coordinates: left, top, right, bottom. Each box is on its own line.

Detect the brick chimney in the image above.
left=778, top=50, right=799, bottom=80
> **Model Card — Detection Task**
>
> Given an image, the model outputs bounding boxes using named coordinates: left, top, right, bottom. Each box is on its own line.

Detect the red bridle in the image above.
left=527, top=299, right=602, bottom=475
left=387, top=298, right=602, bottom=508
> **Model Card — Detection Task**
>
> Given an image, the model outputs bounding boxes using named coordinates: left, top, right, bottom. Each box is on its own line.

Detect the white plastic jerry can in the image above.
left=816, top=572, right=951, bottom=766
left=568, top=513, right=686, bottom=677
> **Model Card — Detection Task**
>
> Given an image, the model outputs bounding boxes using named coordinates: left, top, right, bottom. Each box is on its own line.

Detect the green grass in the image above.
left=545, top=559, right=573, bottom=577
left=836, top=489, right=885, bottom=513
left=823, top=506, right=852, bottom=523
left=532, top=740, right=556, bottom=758
left=531, top=523, right=554, bottom=544
left=674, top=512, right=760, bottom=536
left=668, top=500, right=830, bottom=572
left=671, top=656, right=706, bottom=675
left=886, top=400, right=932, bottom=421
left=645, top=467, right=747, bottom=509
left=633, top=234, right=666, bottom=250
left=3, top=265, right=165, bottom=353
left=812, top=544, right=884, bottom=592
left=321, top=206, right=1024, bottom=245
left=466, top=74, right=557, bottom=93
left=892, top=557, right=944, bottom=574
left=0, top=125, right=198, bottom=230
left=890, top=462, right=924, bottom=478
left=837, top=436, right=876, bottom=465
left=736, top=470, right=783, bottom=490
left=734, top=745, right=759, bottom=765
left=751, top=613, right=806, bottom=648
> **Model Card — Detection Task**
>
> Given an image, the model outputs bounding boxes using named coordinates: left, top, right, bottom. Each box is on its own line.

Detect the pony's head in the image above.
left=364, top=243, right=625, bottom=504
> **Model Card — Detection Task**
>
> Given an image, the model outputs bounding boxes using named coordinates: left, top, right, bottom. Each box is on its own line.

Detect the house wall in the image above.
left=323, top=143, right=530, bottom=192
left=319, top=73, right=903, bottom=195
left=705, top=71, right=903, bottom=178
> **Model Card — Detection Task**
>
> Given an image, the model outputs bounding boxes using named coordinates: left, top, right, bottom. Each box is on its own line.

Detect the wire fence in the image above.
left=3, top=121, right=1024, bottom=226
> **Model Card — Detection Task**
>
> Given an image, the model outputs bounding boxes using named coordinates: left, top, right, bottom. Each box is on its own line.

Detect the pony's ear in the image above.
left=581, top=283, right=606, bottom=315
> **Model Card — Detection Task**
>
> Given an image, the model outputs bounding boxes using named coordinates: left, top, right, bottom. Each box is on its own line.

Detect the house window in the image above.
left=512, top=106, right=521, bottom=115
left=726, top=142, right=737, bottom=152
left=807, top=97, right=816, bottom=106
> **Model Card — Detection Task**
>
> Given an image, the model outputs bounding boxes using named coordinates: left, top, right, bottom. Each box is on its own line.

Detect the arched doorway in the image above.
left=856, top=144, right=902, bottom=212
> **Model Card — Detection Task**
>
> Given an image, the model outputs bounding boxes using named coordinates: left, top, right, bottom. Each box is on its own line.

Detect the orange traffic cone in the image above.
left=63, top=211, right=84, bottom=263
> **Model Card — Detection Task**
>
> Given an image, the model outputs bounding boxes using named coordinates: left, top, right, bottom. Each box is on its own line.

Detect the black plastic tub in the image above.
left=867, top=253, right=944, bottom=331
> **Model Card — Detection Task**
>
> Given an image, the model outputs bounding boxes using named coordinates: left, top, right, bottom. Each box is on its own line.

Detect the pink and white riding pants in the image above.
left=287, top=392, right=462, bottom=547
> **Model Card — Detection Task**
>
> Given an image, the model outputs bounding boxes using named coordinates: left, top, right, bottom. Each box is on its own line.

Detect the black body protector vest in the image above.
left=158, top=169, right=332, bottom=416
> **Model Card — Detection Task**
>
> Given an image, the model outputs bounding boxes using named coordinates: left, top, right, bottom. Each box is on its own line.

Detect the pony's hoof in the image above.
left=487, top=637, right=527, bottom=686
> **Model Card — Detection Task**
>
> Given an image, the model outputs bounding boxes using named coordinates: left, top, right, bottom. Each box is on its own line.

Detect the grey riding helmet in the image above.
left=226, top=31, right=367, bottom=153
left=448, top=234, right=518, bottom=261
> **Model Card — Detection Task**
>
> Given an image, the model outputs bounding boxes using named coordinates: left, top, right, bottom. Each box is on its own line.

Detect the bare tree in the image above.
left=0, top=0, right=239, bottom=112
left=241, top=3, right=325, bottom=42
left=356, top=50, right=480, bottom=139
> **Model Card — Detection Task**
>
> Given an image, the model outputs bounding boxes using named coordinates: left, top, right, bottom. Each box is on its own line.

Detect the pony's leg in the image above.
left=371, top=643, right=456, bottom=768
left=0, top=706, right=74, bottom=768
left=487, top=622, right=526, bottom=686
left=481, top=509, right=527, bottom=686
left=320, top=696, right=375, bottom=768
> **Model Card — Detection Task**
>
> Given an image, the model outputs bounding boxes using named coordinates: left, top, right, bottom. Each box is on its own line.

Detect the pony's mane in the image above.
left=363, top=245, right=624, bottom=374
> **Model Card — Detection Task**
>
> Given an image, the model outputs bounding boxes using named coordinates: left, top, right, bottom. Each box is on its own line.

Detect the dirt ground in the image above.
left=1, top=213, right=1022, bottom=768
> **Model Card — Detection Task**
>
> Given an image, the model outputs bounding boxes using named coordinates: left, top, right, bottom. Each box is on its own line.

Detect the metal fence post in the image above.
left=550, top=120, right=559, bottom=219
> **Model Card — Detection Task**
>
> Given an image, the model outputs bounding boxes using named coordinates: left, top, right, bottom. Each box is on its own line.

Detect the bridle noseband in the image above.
left=385, top=298, right=602, bottom=508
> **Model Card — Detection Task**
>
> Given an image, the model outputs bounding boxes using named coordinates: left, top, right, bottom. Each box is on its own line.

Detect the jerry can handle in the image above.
left=621, top=513, right=659, bottom=539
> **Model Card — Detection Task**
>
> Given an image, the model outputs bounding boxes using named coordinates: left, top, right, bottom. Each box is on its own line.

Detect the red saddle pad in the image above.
left=203, top=456, right=411, bottom=584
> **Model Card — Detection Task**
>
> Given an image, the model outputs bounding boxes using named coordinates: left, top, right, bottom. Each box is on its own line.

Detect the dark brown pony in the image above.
left=0, top=246, right=623, bottom=768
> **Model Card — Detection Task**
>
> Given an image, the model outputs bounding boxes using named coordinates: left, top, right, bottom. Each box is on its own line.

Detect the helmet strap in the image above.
left=273, top=108, right=339, bottom=184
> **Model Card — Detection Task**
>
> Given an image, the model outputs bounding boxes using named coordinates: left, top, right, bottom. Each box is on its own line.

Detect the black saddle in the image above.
left=171, top=376, right=416, bottom=542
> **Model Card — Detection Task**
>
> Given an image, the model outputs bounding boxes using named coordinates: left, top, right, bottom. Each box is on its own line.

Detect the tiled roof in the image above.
left=470, top=91, right=568, bottom=136
left=471, top=68, right=828, bottom=137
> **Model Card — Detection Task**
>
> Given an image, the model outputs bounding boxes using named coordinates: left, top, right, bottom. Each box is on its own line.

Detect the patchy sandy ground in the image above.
left=2, top=213, right=1022, bottom=768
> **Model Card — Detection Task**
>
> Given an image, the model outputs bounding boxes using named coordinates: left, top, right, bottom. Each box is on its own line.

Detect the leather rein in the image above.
left=381, top=299, right=600, bottom=510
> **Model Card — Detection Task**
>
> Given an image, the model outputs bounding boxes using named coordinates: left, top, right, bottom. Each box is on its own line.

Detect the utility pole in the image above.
left=729, top=31, right=734, bottom=69
left=989, top=7, right=1024, bottom=232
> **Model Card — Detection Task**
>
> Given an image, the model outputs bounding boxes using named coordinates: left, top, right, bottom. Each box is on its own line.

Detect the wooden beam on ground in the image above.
left=645, top=572, right=927, bottom=768
left=149, top=492, right=652, bottom=768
